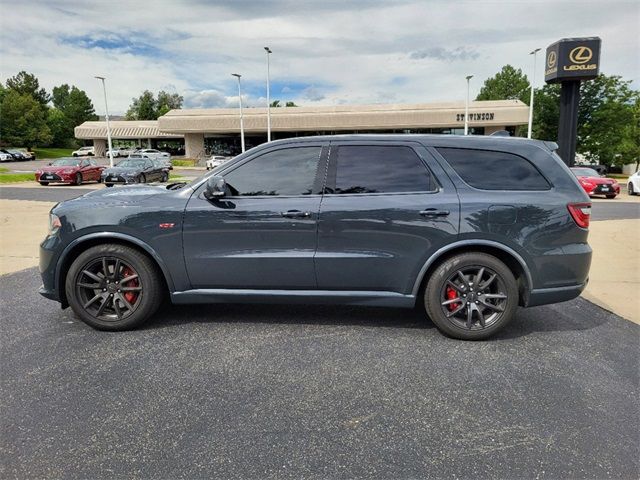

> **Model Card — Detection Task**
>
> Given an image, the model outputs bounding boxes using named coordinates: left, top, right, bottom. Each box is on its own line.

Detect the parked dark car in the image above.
left=35, top=157, right=104, bottom=185
left=0, top=149, right=27, bottom=161
left=39, top=135, right=592, bottom=340
left=101, top=156, right=169, bottom=187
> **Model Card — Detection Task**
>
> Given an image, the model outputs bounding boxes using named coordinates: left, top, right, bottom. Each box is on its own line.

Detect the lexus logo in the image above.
left=547, top=50, right=557, bottom=68
left=569, top=46, right=593, bottom=64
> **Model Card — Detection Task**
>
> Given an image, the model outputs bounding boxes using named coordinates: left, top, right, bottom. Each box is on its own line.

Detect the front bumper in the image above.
left=37, top=172, right=74, bottom=183
left=102, top=174, right=137, bottom=184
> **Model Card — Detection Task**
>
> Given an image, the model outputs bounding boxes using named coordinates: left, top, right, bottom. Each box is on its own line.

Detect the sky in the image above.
left=1, top=0, right=638, bottom=115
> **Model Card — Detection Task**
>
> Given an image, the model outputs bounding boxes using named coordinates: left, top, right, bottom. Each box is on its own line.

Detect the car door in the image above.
left=142, top=159, right=158, bottom=181
left=182, top=143, right=327, bottom=289
left=79, top=159, right=95, bottom=180
left=315, top=141, right=460, bottom=295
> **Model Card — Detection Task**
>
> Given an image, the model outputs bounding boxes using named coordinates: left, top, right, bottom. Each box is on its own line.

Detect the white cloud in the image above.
left=1, top=0, right=637, bottom=114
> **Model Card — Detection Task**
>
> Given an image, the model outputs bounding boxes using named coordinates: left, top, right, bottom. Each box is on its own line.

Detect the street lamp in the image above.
left=264, top=46, right=272, bottom=142
left=464, top=75, right=473, bottom=136
left=94, top=76, right=114, bottom=167
left=231, top=73, right=245, bottom=153
left=527, top=48, right=541, bottom=139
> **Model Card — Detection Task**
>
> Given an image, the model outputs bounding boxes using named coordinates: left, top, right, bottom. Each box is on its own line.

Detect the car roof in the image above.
left=263, top=133, right=557, bottom=152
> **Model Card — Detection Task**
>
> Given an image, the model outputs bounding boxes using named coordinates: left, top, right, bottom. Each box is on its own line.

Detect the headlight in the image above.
left=36, top=170, right=42, bottom=175
left=49, top=214, right=62, bottom=235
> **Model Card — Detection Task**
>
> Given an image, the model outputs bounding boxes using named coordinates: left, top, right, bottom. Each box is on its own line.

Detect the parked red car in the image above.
left=35, top=157, right=105, bottom=186
left=571, top=167, right=620, bottom=199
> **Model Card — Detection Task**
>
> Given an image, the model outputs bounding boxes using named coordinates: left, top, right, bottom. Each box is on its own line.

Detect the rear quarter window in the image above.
left=437, top=147, right=550, bottom=191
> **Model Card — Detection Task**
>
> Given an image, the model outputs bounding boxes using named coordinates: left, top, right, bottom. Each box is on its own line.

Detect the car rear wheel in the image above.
left=424, top=252, right=518, bottom=340
left=39, top=182, right=49, bottom=186
left=65, top=244, right=163, bottom=330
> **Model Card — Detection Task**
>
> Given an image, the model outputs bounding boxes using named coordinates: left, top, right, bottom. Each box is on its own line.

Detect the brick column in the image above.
left=93, top=139, right=106, bottom=157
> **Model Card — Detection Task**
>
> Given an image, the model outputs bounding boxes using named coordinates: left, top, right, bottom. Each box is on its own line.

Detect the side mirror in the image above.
left=204, top=175, right=227, bottom=200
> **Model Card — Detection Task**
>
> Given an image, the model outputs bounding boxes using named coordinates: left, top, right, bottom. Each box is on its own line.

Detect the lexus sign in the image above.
left=545, top=37, right=601, bottom=83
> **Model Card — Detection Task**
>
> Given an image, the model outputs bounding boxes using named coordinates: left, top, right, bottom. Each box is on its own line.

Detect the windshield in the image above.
left=572, top=168, right=600, bottom=177
left=52, top=158, right=80, bottom=166
left=117, top=160, right=147, bottom=169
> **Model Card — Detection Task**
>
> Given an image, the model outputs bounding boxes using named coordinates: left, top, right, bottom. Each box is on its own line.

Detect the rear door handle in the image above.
left=281, top=210, right=311, bottom=218
left=419, top=208, right=450, bottom=217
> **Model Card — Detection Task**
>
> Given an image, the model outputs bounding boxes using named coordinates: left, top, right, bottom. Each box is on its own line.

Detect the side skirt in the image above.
left=170, top=289, right=416, bottom=308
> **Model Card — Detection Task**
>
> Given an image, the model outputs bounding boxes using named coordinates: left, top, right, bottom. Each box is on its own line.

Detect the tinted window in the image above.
left=437, top=148, right=550, bottom=190
left=225, top=147, right=321, bottom=196
left=333, top=146, right=434, bottom=194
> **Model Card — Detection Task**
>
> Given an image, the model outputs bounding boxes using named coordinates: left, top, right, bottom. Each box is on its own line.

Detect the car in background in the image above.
left=17, top=149, right=36, bottom=160
left=0, top=151, right=14, bottom=162
left=136, top=149, right=171, bottom=161
left=106, top=147, right=125, bottom=158
left=101, top=157, right=169, bottom=187
left=571, top=167, right=620, bottom=199
left=7, top=149, right=29, bottom=161
left=0, top=149, right=26, bottom=161
left=35, top=157, right=104, bottom=186
left=72, top=146, right=95, bottom=157
left=627, top=170, right=640, bottom=196
left=206, top=155, right=230, bottom=170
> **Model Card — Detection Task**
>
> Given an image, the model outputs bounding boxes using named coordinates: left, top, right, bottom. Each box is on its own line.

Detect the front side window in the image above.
left=332, top=145, right=434, bottom=194
left=224, top=147, right=321, bottom=196
left=437, top=148, right=550, bottom=191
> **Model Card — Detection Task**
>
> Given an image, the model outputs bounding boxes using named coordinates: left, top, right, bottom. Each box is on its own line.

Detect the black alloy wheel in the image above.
left=65, top=244, right=163, bottom=330
left=425, top=252, right=518, bottom=340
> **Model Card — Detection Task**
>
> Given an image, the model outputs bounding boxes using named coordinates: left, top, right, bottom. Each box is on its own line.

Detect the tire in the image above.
left=629, top=183, right=635, bottom=195
left=39, top=182, right=49, bottom=186
left=105, top=183, right=113, bottom=188
left=72, top=153, right=78, bottom=157
left=606, top=194, right=616, bottom=199
left=161, top=172, right=169, bottom=182
left=424, top=252, right=518, bottom=340
left=74, top=173, right=83, bottom=185
left=65, top=244, right=164, bottom=331
left=138, top=173, right=146, bottom=184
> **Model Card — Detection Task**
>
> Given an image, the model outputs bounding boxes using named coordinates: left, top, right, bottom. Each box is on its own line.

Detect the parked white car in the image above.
left=106, top=147, right=125, bottom=158
left=136, top=149, right=170, bottom=161
left=206, top=155, right=230, bottom=170
left=627, top=170, right=640, bottom=196
left=0, top=151, right=14, bottom=162
left=72, top=146, right=95, bottom=157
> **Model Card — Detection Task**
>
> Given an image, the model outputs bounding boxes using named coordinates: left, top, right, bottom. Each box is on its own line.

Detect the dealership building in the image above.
left=75, top=99, right=529, bottom=158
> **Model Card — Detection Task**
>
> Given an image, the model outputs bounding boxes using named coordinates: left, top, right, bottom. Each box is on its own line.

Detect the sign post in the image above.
left=544, top=37, right=601, bottom=166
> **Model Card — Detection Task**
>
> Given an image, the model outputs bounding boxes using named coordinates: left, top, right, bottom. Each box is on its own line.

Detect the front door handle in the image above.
left=419, top=208, right=450, bottom=217
left=281, top=210, right=311, bottom=218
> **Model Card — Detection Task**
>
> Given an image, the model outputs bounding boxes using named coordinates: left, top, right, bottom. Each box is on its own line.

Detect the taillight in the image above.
left=567, top=203, right=591, bottom=229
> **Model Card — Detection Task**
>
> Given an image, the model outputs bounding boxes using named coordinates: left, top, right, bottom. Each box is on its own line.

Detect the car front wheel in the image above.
left=39, top=182, right=49, bottom=186
left=629, top=183, right=636, bottom=195
left=65, top=244, right=163, bottom=330
left=424, top=252, right=518, bottom=340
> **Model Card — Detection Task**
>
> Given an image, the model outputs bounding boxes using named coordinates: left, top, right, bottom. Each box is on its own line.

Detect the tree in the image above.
left=619, top=97, right=640, bottom=170
left=476, top=65, right=531, bottom=105
left=48, top=84, right=97, bottom=147
left=126, top=90, right=183, bottom=120
left=270, top=99, right=299, bottom=107
left=5, top=71, right=50, bottom=107
left=47, top=108, right=70, bottom=147
left=0, top=90, right=51, bottom=146
left=532, top=74, right=638, bottom=166
left=156, top=90, right=183, bottom=117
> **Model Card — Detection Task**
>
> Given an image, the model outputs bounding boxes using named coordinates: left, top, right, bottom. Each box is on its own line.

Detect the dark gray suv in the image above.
left=39, top=135, right=592, bottom=339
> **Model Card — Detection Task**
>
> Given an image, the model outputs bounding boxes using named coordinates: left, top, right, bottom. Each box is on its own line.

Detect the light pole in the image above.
left=231, top=73, right=245, bottom=153
left=94, top=76, right=114, bottom=167
left=264, top=46, right=272, bottom=142
left=464, top=75, right=473, bottom=136
left=527, top=48, right=541, bottom=139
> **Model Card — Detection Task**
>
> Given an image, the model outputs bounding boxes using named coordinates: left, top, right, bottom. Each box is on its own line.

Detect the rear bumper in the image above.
left=527, top=280, right=588, bottom=307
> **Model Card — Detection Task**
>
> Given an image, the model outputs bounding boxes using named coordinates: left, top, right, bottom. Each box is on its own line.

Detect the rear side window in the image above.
left=332, top=145, right=434, bottom=194
left=437, top=148, right=550, bottom=190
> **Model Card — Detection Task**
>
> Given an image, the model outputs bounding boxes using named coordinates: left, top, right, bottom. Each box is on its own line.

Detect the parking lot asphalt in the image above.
left=1, top=184, right=639, bottom=220
left=1, top=267, right=638, bottom=479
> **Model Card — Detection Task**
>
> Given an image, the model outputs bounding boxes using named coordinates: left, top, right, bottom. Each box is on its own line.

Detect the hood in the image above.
left=102, top=166, right=141, bottom=175
left=70, top=184, right=170, bottom=204
left=576, top=175, right=616, bottom=184
left=41, top=165, right=79, bottom=173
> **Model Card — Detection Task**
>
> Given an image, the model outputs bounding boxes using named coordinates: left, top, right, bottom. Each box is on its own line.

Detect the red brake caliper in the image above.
left=446, top=286, right=459, bottom=311
left=121, top=267, right=139, bottom=304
